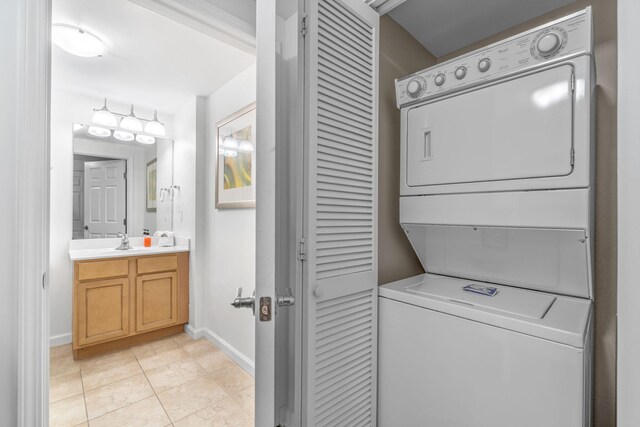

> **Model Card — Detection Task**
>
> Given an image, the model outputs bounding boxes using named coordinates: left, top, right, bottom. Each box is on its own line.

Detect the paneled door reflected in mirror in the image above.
left=72, top=123, right=174, bottom=239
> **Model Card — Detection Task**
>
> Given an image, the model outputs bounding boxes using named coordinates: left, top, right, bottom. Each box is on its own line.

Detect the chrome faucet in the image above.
left=115, top=233, right=132, bottom=250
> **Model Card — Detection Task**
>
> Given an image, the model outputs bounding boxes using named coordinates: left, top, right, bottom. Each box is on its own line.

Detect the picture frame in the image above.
left=215, top=102, right=257, bottom=209
left=146, top=158, right=157, bottom=212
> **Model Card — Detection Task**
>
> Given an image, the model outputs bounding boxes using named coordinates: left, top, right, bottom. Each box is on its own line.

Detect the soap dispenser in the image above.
left=143, top=229, right=151, bottom=247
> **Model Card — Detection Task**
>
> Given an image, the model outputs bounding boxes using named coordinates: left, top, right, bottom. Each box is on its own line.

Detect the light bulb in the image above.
left=92, top=98, right=117, bottom=126
left=223, top=149, right=238, bottom=158
left=113, top=130, right=134, bottom=141
left=238, top=140, right=254, bottom=153
left=222, top=136, right=239, bottom=150
left=136, top=134, right=156, bottom=145
left=144, top=110, right=165, bottom=136
left=88, top=126, right=111, bottom=138
left=120, top=105, right=143, bottom=132
left=52, top=24, right=105, bottom=58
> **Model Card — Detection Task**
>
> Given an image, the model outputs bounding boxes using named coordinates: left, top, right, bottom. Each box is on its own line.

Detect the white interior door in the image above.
left=255, top=1, right=378, bottom=425
left=302, top=0, right=379, bottom=425
left=72, top=170, right=84, bottom=239
left=83, top=160, right=127, bottom=238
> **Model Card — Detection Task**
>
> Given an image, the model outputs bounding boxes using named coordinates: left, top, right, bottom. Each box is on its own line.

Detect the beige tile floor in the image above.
left=49, top=333, right=254, bottom=427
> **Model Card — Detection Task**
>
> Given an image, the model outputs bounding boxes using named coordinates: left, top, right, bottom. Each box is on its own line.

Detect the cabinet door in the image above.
left=136, top=272, right=178, bottom=333
left=77, top=278, right=130, bottom=346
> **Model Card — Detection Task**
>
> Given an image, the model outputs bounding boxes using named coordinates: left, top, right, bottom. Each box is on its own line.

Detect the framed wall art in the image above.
left=215, top=102, right=256, bottom=209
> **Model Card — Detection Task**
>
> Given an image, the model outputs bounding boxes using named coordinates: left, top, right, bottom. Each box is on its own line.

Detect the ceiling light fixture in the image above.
left=92, top=98, right=117, bottom=127
left=144, top=111, right=166, bottom=136
left=120, top=105, right=143, bottom=132
left=136, top=134, right=156, bottom=145
left=221, top=136, right=239, bottom=150
left=88, top=101, right=168, bottom=144
left=88, top=126, right=111, bottom=138
left=113, top=130, right=134, bottom=142
left=238, top=140, right=254, bottom=153
left=52, top=24, right=105, bottom=58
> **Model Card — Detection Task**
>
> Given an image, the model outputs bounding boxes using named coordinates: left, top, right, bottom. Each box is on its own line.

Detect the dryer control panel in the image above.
left=395, top=8, right=592, bottom=108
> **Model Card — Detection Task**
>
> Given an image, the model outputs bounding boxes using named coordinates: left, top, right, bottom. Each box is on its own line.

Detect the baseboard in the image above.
left=184, top=324, right=255, bottom=377
left=184, top=324, right=206, bottom=340
left=49, top=333, right=72, bottom=347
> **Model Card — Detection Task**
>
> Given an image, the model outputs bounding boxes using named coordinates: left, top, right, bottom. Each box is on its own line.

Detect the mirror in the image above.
left=72, top=123, right=174, bottom=239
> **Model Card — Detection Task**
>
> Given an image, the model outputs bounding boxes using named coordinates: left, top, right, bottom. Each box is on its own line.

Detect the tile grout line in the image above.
left=78, top=361, right=89, bottom=426
left=135, top=341, right=175, bottom=425
left=81, top=352, right=160, bottom=423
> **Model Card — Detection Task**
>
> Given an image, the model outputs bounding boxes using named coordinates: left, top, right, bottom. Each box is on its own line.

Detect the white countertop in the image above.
left=69, top=236, right=190, bottom=261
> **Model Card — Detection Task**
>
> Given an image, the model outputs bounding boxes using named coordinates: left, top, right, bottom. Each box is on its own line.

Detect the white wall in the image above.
left=172, top=96, right=207, bottom=331
left=0, top=0, right=19, bottom=422
left=205, top=63, right=257, bottom=365
left=617, top=0, right=640, bottom=424
left=49, top=89, right=174, bottom=343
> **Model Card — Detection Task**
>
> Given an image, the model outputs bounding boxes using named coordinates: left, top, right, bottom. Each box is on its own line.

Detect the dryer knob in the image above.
left=478, top=58, right=491, bottom=73
left=536, top=32, right=562, bottom=57
left=407, top=78, right=425, bottom=98
left=455, top=66, right=467, bottom=80
left=434, top=73, right=446, bottom=86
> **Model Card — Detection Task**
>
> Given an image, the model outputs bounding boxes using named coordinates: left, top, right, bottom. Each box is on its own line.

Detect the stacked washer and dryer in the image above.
left=378, top=8, right=595, bottom=427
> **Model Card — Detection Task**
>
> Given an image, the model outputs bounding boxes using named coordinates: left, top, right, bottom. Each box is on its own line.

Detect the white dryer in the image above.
left=379, top=8, right=594, bottom=427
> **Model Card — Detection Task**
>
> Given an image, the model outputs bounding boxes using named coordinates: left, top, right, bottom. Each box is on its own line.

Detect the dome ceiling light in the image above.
left=92, top=98, right=117, bottom=127
left=120, top=105, right=143, bottom=132
left=52, top=24, right=105, bottom=58
left=144, top=111, right=166, bottom=136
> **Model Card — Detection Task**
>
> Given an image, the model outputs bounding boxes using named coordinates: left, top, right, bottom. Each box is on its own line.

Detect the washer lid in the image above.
left=406, top=277, right=556, bottom=319
left=402, top=223, right=592, bottom=299
left=380, top=273, right=592, bottom=348
left=378, top=274, right=592, bottom=348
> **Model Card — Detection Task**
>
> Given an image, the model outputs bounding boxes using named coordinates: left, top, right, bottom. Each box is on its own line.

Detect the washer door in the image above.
left=405, top=64, right=574, bottom=188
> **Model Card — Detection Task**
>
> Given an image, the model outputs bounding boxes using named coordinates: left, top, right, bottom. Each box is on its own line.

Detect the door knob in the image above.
left=276, top=288, right=295, bottom=307
left=231, top=287, right=255, bottom=315
left=84, top=225, right=89, bottom=230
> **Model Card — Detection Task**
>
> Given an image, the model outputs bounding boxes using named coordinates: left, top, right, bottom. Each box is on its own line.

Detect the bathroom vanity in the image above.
left=69, top=239, right=189, bottom=359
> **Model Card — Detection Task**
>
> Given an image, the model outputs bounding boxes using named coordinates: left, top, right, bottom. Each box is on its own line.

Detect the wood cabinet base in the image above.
left=73, top=252, right=189, bottom=360
left=73, top=324, right=185, bottom=360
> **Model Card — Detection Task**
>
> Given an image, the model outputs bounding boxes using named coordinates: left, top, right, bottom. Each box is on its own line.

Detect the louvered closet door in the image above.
left=303, top=1, right=379, bottom=425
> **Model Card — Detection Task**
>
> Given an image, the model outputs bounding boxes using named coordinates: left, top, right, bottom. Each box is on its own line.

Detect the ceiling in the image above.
left=52, top=0, right=256, bottom=115
left=389, top=0, right=576, bottom=57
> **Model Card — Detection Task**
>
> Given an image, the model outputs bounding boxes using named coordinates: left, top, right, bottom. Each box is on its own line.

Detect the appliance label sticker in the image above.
left=463, top=284, right=499, bottom=297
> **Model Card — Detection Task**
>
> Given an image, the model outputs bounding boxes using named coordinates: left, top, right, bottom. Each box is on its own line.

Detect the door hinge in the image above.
left=297, top=238, right=307, bottom=261
left=571, top=73, right=575, bottom=93
left=300, top=14, right=308, bottom=36
left=123, top=218, right=127, bottom=226
left=570, top=148, right=575, bottom=166
left=123, top=171, right=127, bottom=180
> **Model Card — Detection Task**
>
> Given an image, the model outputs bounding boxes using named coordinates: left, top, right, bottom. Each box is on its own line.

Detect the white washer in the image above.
left=379, top=8, right=594, bottom=427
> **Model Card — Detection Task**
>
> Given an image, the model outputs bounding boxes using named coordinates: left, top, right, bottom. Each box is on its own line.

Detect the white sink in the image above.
left=68, top=237, right=189, bottom=261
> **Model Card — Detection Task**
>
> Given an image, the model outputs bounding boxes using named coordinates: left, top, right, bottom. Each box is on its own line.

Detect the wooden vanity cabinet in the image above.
left=72, top=252, right=189, bottom=359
